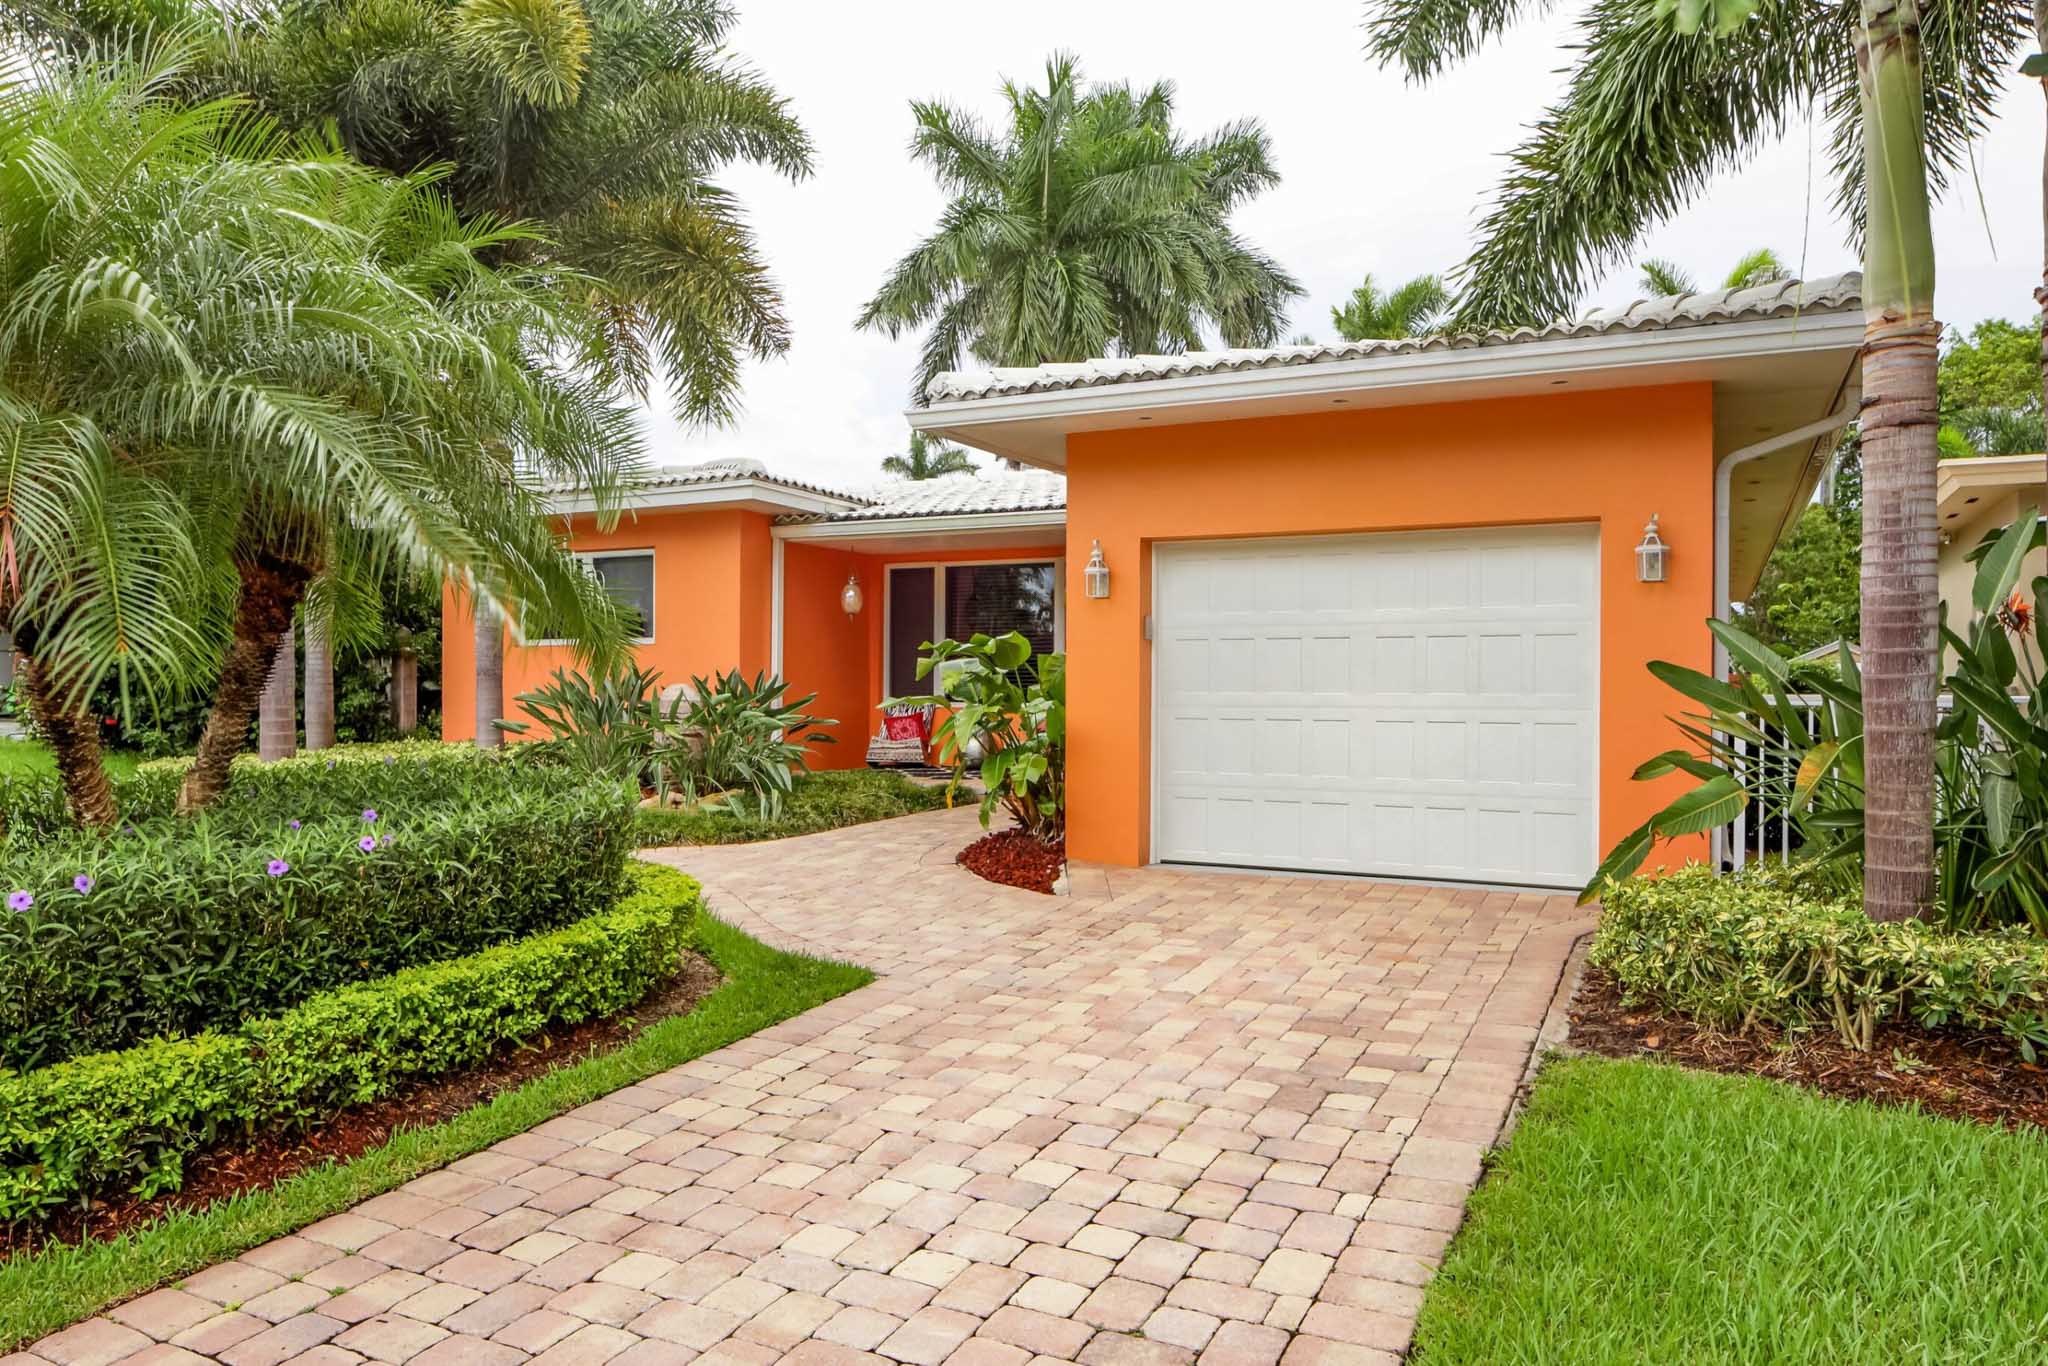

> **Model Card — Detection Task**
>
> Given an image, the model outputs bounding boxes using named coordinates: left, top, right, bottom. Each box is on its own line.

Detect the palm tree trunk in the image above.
left=16, top=654, right=116, bottom=828
left=179, top=557, right=310, bottom=813
left=474, top=597, right=504, bottom=749
left=303, top=616, right=334, bottom=750
left=1856, top=0, right=1941, bottom=921
left=258, top=625, right=297, bottom=761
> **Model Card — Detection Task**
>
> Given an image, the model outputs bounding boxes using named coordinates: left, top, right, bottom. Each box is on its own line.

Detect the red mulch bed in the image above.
left=1569, top=965, right=2048, bottom=1132
left=1, top=953, right=723, bottom=1258
left=959, top=828, right=1064, bottom=894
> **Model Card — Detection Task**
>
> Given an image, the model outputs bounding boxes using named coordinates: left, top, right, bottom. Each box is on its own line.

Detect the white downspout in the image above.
left=1713, top=402, right=1859, bottom=678
left=770, top=535, right=786, bottom=679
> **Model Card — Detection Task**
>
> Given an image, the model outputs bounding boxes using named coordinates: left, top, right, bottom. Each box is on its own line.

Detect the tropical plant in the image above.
left=882, top=431, right=978, bottom=480
left=497, top=660, right=668, bottom=783
left=0, top=47, right=637, bottom=827
left=889, top=631, right=1065, bottom=843
left=1937, top=316, right=2043, bottom=457
left=856, top=53, right=1303, bottom=400
left=669, top=670, right=836, bottom=820
left=1585, top=510, right=2048, bottom=934
left=1329, top=272, right=1450, bottom=340
left=1636, top=247, right=1789, bottom=298
left=1363, top=0, right=2032, bottom=921
left=10, top=0, right=815, bottom=748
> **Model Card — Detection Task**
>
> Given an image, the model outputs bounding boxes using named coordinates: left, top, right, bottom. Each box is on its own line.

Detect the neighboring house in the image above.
left=448, top=274, right=1865, bottom=890
left=1938, top=452, right=2046, bottom=624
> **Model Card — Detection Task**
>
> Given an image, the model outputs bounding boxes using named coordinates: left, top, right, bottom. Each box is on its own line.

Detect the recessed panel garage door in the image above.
left=1152, top=526, right=1599, bottom=888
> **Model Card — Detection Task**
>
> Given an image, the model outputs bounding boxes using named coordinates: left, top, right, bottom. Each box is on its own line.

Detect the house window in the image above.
left=528, top=550, right=655, bottom=645
left=885, top=560, right=1060, bottom=696
left=588, top=552, right=655, bottom=642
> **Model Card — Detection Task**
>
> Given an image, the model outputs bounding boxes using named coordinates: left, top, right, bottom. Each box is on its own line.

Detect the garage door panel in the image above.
left=1154, top=526, right=1597, bottom=887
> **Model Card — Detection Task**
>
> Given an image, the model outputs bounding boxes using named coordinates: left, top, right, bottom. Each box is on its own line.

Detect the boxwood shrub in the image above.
left=1593, top=864, right=2048, bottom=1057
left=0, top=750, right=634, bottom=1071
left=0, top=862, right=703, bottom=1220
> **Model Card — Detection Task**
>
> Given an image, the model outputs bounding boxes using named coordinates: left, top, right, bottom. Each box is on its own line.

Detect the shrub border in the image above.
left=0, top=895, right=873, bottom=1351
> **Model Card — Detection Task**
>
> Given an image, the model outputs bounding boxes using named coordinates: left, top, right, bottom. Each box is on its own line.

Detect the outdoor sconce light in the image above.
left=1636, top=515, right=1669, bottom=583
left=1083, top=540, right=1111, bottom=599
left=839, top=575, right=863, bottom=618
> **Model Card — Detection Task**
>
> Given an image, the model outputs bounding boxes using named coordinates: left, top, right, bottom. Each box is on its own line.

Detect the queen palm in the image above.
left=1365, top=0, right=2030, bottom=920
left=1637, top=247, right=1790, bottom=298
left=857, top=54, right=1303, bottom=399
left=882, top=432, right=977, bottom=480
left=16, top=0, right=813, bottom=745
left=1330, top=272, right=1450, bottom=340
left=1, top=48, right=637, bottom=822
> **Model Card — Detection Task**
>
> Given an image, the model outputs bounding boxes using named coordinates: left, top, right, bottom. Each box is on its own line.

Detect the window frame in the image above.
left=882, top=557, right=1065, bottom=698
left=523, top=548, right=656, bottom=647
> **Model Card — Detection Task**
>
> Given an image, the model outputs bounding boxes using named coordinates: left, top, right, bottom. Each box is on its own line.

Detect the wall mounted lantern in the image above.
left=1083, top=540, right=1111, bottom=599
left=1635, top=515, right=1669, bottom=583
left=840, top=574, right=864, bottom=618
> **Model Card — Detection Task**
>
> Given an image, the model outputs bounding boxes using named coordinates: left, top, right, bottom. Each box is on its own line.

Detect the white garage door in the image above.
left=1153, top=526, right=1599, bottom=888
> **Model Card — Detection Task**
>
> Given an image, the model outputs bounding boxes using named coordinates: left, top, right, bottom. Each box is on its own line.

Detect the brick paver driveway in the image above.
left=23, top=807, right=1589, bottom=1366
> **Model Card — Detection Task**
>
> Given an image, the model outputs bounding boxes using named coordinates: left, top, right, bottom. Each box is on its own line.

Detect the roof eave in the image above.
left=549, top=477, right=866, bottom=520
left=772, top=507, right=1068, bottom=541
left=909, top=310, right=1868, bottom=469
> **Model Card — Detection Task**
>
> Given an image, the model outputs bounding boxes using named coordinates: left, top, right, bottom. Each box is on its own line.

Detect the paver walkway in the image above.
left=22, top=807, right=1589, bottom=1366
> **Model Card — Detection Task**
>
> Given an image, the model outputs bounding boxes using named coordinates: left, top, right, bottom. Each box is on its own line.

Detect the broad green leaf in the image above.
left=1709, top=618, right=1789, bottom=685
left=1578, top=819, right=1655, bottom=906
left=1632, top=750, right=1723, bottom=782
left=1951, top=674, right=2046, bottom=751
left=1985, top=772, right=2020, bottom=851
left=1790, top=740, right=1842, bottom=812
left=1973, top=511, right=2042, bottom=615
left=1647, top=659, right=1748, bottom=713
left=989, top=631, right=1032, bottom=672
left=1651, top=774, right=1748, bottom=838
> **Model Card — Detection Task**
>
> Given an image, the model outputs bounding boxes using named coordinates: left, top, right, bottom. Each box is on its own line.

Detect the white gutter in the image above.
left=771, top=508, right=1067, bottom=541
left=1713, top=402, right=1858, bottom=677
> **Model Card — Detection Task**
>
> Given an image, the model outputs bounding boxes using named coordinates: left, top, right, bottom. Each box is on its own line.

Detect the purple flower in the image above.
left=380, top=834, right=393, bottom=847
left=325, top=759, right=335, bottom=769
left=384, top=756, right=395, bottom=765
left=288, top=819, right=302, bottom=831
left=361, top=808, right=379, bottom=824
left=6, top=890, right=31, bottom=912
left=267, top=859, right=290, bottom=877
left=358, top=836, right=377, bottom=853
left=73, top=874, right=94, bottom=895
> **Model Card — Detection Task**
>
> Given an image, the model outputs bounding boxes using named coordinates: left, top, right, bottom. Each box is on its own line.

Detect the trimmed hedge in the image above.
left=1592, top=865, right=2048, bottom=1057
left=0, top=751, right=634, bottom=1071
left=0, top=862, right=703, bottom=1221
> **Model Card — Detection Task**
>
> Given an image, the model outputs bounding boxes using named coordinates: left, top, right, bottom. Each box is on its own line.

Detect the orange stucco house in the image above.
left=447, top=274, right=1865, bottom=890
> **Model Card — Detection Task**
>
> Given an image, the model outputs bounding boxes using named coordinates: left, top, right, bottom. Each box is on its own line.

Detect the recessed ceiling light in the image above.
left=1332, top=398, right=1348, bottom=405
left=1551, top=379, right=1568, bottom=386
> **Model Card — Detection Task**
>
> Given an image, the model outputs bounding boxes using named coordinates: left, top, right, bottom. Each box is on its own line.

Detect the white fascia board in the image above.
left=548, top=478, right=863, bottom=519
left=772, top=508, right=1068, bottom=542
left=910, top=312, right=1869, bottom=431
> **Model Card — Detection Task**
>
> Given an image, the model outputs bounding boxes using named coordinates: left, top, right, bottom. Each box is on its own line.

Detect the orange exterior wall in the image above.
left=1062, top=382, right=1717, bottom=868
left=781, top=540, right=1066, bottom=769
left=442, top=507, right=774, bottom=741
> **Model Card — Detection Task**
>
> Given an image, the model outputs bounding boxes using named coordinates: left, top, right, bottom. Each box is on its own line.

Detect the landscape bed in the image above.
left=958, top=827, right=1064, bottom=894
left=1410, top=1054, right=2048, bottom=1365
left=632, top=766, right=951, bottom=846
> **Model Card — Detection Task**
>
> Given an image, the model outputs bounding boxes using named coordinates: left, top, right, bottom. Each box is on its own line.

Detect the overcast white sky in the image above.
left=640, top=3, right=2042, bottom=490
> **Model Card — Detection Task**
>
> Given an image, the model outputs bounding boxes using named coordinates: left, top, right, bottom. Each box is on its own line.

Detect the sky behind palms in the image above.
left=643, top=2, right=2040, bottom=489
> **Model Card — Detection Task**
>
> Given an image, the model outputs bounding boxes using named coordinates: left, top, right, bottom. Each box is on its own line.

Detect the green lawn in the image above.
left=1413, top=1055, right=2048, bottom=1365
left=633, top=767, right=952, bottom=846
left=0, top=911, right=871, bottom=1351
left=0, top=740, right=143, bottom=782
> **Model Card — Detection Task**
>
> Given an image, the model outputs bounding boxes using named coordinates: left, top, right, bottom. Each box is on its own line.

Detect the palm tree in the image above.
left=16, top=0, right=814, bottom=745
left=857, top=54, right=1304, bottom=399
left=0, top=48, right=638, bottom=822
left=1364, top=0, right=2027, bottom=921
left=1637, top=248, right=1789, bottom=299
left=1330, top=272, right=1450, bottom=340
left=882, top=432, right=977, bottom=480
